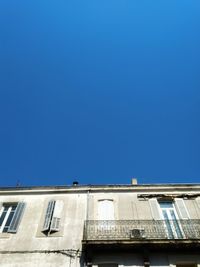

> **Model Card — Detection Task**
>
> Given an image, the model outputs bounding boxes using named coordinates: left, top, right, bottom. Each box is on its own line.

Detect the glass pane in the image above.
left=3, top=206, right=9, bottom=212
left=162, top=210, right=169, bottom=220
left=159, top=202, right=173, bottom=208
left=2, top=226, right=9, bottom=233
left=11, top=205, right=17, bottom=212
left=1, top=204, right=17, bottom=232
left=5, top=211, right=15, bottom=227
left=162, top=210, right=174, bottom=239
left=0, top=211, right=7, bottom=227
left=170, top=210, right=183, bottom=238
left=169, top=210, right=175, bottom=219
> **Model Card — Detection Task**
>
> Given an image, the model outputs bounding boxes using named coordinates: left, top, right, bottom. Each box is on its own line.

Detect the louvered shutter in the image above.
left=149, top=198, right=162, bottom=220
left=0, top=203, right=2, bottom=215
left=42, top=200, right=55, bottom=232
left=196, top=198, right=200, bottom=210
left=8, top=202, right=26, bottom=233
left=174, top=198, right=190, bottom=219
left=50, top=200, right=63, bottom=232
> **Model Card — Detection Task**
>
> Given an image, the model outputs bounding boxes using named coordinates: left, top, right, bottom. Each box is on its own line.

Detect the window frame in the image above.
left=0, top=202, right=25, bottom=234
left=0, top=204, right=17, bottom=233
left=41, top=199, right=64, bottom=236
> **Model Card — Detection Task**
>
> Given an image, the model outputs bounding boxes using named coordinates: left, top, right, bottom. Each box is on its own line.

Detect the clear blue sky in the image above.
left=0, top=0, right=199, bottom=186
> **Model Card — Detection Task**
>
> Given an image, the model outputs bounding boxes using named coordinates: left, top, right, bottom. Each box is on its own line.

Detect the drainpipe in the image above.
left=84, top=189, right=91, bottom=267
left=86, top=189, right=90, bottom=221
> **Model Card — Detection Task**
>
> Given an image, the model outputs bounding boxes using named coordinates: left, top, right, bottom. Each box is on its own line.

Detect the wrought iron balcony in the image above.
left=83, top=220, right=200, bottom=241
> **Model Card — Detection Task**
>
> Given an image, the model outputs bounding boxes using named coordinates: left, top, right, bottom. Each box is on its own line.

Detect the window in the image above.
left=0, top=202, right=26, bottom=233
left=159, top=201, right=183, bottom=239
left=42, top=200, right=63, bottom=234
left=98, top=200, right=114, bottom=220
left=149, top=198, right=190, bottom=220
left=0, top=204, right=17, bottom=233
left=149, top=198, right=190, bottom=239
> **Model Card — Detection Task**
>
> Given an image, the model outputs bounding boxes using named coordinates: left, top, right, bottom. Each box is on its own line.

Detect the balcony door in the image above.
left=159, top=202, right=183, bottom=239
left=98, top=200, right=114, bottom=235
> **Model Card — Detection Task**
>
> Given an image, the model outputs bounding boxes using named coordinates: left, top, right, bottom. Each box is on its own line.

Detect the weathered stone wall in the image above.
left=0, top=185, right=200, bottom=266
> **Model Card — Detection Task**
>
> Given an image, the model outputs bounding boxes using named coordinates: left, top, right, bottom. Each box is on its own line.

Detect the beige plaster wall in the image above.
left=0, top=193, right=87, bottom=252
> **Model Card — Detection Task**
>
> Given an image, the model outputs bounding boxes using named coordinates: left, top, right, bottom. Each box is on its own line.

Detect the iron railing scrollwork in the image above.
left=83, top=220, right=200, bottom=241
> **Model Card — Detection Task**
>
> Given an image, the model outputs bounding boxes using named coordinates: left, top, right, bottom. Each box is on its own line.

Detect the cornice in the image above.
left=0, top=184, right=200, bottom=195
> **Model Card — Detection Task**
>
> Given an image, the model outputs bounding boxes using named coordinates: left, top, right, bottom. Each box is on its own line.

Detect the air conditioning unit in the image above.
left=130, top=228, right=145, bottom=239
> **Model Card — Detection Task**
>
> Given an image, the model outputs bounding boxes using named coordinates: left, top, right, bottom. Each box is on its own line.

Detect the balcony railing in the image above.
left=83, top=220, right=200, bottom=241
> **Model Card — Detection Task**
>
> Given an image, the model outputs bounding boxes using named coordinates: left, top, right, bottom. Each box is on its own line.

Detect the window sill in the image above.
left=36, top=230, right=63, bottom=238
left=0, top=233, right=11, bottom=239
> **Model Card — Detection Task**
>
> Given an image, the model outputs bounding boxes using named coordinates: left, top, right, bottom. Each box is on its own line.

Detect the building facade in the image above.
left=0, top=182, right=200, bottom=267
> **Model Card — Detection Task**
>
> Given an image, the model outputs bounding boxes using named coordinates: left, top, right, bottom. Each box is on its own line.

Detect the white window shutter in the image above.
left=50, top=200, right=63, bottom=232
left=42, top=200, right=55, bottom=232
left=196, top=198, right=200, bottom=212
left=149, top=198, right=162, bottom=220
left=98, top=200, right=114, bottom=220
left=0, top=203, right=3, bottom=217
left=8, top=202, right=26, bottom=233
left=174, top=198, right=190, bottom=219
